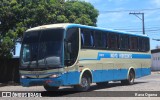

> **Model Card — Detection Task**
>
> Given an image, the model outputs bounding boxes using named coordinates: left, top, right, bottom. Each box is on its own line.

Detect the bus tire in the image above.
left=43, top=85, right=59, bottom=91
left=96, top=82, right=108, bottom=87
left=74, top=74, right=91, bottom=91
left=121, top=70, right=135, bottom=85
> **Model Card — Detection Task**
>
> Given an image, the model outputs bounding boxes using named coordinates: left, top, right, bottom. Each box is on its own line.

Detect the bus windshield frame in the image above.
left=20, top=28, right=64, bottom=70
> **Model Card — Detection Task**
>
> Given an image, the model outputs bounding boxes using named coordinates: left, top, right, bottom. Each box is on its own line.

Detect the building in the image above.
left=151, top=49, right=160, bottom=71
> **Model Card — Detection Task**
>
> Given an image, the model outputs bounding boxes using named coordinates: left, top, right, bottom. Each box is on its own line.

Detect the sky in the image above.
left=83, top=0, right=160, bottom=49
left=14, top=0, right=160, bottom=56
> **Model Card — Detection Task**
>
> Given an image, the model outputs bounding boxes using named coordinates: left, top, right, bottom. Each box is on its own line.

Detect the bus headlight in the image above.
left=21, top=75, right=27, bottom=79
left=49, top=73, right=61, bottom=78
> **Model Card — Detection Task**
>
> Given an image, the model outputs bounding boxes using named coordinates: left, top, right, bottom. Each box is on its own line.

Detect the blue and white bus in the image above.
left=20, top=23, right=151, bottom=91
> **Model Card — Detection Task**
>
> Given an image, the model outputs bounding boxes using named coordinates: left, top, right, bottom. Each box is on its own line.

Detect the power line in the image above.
left=109, top=25, right=160, bottom=29
left=114, top=27, right=160, bottom=30
left=125, top=29, right=160, bottom=32
left=145, top=27, right=160, bottom=29
left=100, top=8, right=160, bottom=13
left=113, top=28, right=160, bottom=33
left=149, top=33, right=160, bottom=36
left=152, top=39, right=160, bottom=41
left=117, top=29, right=160, bottom=32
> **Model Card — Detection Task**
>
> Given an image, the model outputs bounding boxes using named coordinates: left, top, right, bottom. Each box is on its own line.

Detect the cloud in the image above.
left=97, top=12, right=131, bottom=29
left=152, top=0, right=160, bottom=6
left=98, top=7, right=129, bottom=22
left=100, top=13, right=123, bottom=22
left=107, top=0, right=129, bottom=5
left=145, top=10, right=160, bottom=22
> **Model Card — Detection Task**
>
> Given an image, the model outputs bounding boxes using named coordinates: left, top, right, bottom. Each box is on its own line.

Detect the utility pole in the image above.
left=129, top=12, right=145, bottom=35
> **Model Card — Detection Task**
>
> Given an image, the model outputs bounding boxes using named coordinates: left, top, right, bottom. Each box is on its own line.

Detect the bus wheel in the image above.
left=121, top=70, right=135, bottom=85
left=43, top=85, right=59, bottom=91
left=74, top=74, right=91, bottom=91
left=96, top=82, right=108, bottom=87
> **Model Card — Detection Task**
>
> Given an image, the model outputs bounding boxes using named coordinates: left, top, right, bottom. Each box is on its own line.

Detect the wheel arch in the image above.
left=79, top=68, right=93, bottom=84
left=127, top=67, right=135, bottom=79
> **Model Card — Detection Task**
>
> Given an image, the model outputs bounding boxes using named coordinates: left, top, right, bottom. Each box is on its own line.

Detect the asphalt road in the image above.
left=0, top=72, right=160, bottom=99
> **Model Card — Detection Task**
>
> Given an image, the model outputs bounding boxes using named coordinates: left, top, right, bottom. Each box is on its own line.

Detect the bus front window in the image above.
left=20, top=29, right=64, bottom=69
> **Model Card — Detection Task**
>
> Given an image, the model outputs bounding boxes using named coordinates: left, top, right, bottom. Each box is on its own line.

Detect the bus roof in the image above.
left=26, top=23, right=149, bottom=38
left=26, top=23, right=71, bottom=32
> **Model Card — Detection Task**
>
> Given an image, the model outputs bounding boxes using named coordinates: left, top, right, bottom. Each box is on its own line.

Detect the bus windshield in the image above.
left=20, top=29, right=64, bottom=69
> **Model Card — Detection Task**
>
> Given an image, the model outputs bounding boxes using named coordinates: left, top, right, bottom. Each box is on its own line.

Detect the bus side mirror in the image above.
left=67, top=42, right=72, bottom=53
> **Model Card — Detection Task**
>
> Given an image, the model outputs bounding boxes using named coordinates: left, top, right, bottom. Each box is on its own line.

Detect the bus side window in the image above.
left=94, top=31, right=101, bottom=48
left=81, top=29, right=94, bottom=48
left=139, top=37, right=143, bottom=51
left=145, top=38, right=150, bottom=51
left=129, top=36, right=138, bottom=51
left=94, top=31, right=106, bottom=49
left=119, top=35, right=129, bottom=51
left=105, top=33, right=108, bottom=48
left=81, top=33, right=84, bottom=47
left=139, top=37, right=150, bottom=52
left=108, top=33, right=118, bottom=50
left=91, top=33, right=94, bottom=47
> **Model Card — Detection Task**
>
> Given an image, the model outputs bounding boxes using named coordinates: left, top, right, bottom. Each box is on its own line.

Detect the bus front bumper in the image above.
left=20, top=77, right=64, bottom=87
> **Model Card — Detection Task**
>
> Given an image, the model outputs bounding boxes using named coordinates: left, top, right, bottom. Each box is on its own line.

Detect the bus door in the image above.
left=64, top=27, right=79, bottom=85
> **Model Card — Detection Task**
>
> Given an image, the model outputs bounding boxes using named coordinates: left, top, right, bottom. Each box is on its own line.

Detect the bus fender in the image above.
left=79, top=68, right=93, bottom=84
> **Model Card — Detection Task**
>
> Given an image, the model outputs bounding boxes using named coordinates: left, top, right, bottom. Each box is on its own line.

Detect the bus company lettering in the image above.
left=119, top=53, right=132, bottom=59
left=111, top=53, right=132, bottom=59
left=110, top=53, right=118, bottom=58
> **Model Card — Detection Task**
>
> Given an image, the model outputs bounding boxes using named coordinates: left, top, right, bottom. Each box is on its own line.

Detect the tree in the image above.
left=65, top=0, right=98, bottom=26
left=0, top=0, right=19, bottom=59
left=0, top=0, right=99, bottom=59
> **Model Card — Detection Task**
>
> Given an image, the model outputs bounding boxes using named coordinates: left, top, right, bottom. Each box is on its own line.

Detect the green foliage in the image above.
left=0, top=0, right=99, bottom=59
left=65, top=0, right=99, bottom=26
